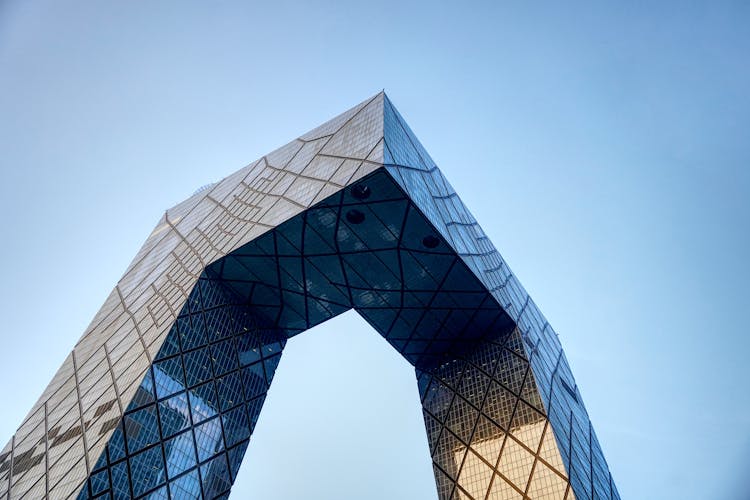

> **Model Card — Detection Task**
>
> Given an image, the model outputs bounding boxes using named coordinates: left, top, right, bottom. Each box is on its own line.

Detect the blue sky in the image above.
left=1, top=1, right=749, bottom=498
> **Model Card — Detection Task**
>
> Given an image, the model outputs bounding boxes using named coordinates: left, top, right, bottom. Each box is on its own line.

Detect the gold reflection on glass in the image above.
left=452, top=419, right=570, bottom=499
left=424, top=330, right=573, bottom=500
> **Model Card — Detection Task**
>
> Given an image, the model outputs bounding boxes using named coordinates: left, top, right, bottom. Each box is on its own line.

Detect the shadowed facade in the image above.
left=1, top=93, right=619, bottom=499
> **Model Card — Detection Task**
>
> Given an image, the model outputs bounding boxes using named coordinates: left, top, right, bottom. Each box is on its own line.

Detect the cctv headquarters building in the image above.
left=0, top=93, right=620, bottom=499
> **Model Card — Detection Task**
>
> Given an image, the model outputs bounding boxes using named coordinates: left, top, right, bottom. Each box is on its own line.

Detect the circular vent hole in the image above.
left=346, top=209, right=366, bottom=225
left=422, top=235, right=440, bottom=248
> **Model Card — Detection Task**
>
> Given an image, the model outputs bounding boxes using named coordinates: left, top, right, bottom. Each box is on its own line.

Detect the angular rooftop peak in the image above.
left=298, top=90, right=384, bottom=144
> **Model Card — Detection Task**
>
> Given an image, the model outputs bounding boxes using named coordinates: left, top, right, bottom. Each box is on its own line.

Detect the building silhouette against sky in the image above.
left=0, top=93, right=619, bottom=499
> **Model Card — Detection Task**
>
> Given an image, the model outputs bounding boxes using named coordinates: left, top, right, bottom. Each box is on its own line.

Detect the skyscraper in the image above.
left=0, top=92, right=619, bottom=499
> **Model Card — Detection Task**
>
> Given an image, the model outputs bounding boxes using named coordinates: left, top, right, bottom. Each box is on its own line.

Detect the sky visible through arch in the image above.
left=0, top=1, right=749, bottom=499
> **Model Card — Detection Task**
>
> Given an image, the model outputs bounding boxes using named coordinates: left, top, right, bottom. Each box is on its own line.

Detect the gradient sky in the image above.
left=1, top=2, right=749, bottom=499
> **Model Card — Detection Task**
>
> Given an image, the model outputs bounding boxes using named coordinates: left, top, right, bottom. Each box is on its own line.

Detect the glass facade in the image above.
left=76, top=276, right=284, bottom=499
left=383, top=98, right=619, bottom=499
left=1, top=92, right=618, bottom=499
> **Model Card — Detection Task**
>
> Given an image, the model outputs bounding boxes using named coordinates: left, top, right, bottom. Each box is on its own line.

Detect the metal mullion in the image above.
left=397, top=256, right=459, bottom=359
left=456, top=343, right=506, bottom=479
left=299, top=210, right=310, bottom=329
left=173, top=302, right=204, bottom=500
left=99, top=343, right=125, bottom=497
left=589, top=421, right=595, bottom=499
left=332, top=191, right=356, bottom=309
left=270, top=231, right=289, bottom=329
left=147, top=363, right=168, bottom=500
left=300, top=254, right=355, bottom=308
left=566, top=410, right=574, bottom=499
left=424, top=410, right=460, bottom=499
left=70, top=352, right=91, bottom=480
left=522, top=423, right=552, bottom=498
left=482, top=353, right=528, bottom=500
left=226, top=242, right=458, bottom=260
left=43, top=402, right=49, bottom=498
left=337, top=241, right=402, bottom=299
left=418, top=291, right=497, bottom=369
left=394, top=199, right=412, bottom=313
left=7, top=433, right=14, bottom=495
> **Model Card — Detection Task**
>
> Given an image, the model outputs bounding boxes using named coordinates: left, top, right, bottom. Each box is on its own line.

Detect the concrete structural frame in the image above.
left=0, top=92, right=620, bottom=500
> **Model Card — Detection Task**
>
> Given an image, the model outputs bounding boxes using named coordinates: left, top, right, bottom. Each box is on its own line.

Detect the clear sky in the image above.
left=1, top=1, right=748, bottom=499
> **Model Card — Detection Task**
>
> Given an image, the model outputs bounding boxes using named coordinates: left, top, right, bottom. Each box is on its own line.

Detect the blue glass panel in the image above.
left=221, top=406, right=250, bottom=448
left=211, top=339, right=238, bottom=377
left=124, top=406, right=160, bottom=454
left=129, top=445, right=165, bottom=497
left=106, top=424, right=127, bottom=463
left=169, top=469, right=201, bottom=499
left=159, top=392, right=190, bottom=439
left=216, top=372, right=243, bottom=412
left=183, top=348, right=212, bottom=388
left=110, top=461, right=130, bottom=499
left=194, top=417, right=224, bottom=462
left=227, top=441, right=249, bottom=482
left=164, top=431, right=197, bottom=479
left=90, top=469, right=109, bottom=496
left=240, top=362, right=266, bottom=400
left=188, top=382, right=218, bottom=424
left=153, top=357, right=185, bottom=399
left=200, top=453, right=232, bottom=498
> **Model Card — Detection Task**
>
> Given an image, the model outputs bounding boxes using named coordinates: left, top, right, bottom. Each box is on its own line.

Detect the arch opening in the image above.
left=77, top=169, right=570, bottom=499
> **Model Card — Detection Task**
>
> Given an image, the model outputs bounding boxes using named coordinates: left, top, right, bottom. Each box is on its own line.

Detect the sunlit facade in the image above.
left=0, top=92, right=619, bottom=499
